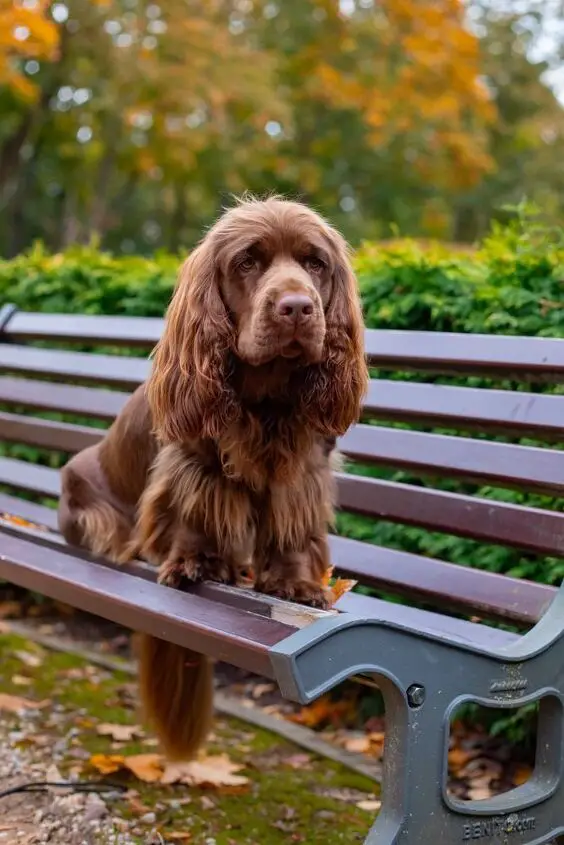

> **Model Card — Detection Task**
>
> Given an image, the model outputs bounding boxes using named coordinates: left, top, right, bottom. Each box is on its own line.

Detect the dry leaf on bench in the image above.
left=0, top=692, right=48, bottom=713
left=97, top=723, right=142, bottom=742
left=161, top=754, right=249, bottom=789
left=328, top=579, right=357, bottom=605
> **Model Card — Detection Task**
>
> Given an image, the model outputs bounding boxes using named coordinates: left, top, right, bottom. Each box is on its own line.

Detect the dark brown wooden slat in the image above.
left=365, top=330, right=564, bottom=378
left=0, top=345, right=149, bottom=388
left=0, top=458, right=60, bottom=497
left=0, top=531, right=293, bottom=676
left=3, top=457, right=564, bottom=559
left=0, top=412, right=102, bottom=453
left=0, top=494, right=58, bottom=530
left=6, top=313, right=564, bottom=377
left=0, top=518, right=524, bottom=652
left=5, top=312, right=163, bottom=347
left=0, top=488, right=549, bottom=627
left=329, top=535, right=555, bottom=626
left=339, top=425, right=564, bottom=495
left=0, top=377, right=129, bottom=420
left=336, top=472, right=564, bottom=556
left=364, top=380, right=564, bottom=438
left=336, top=592, right=520, bottom=648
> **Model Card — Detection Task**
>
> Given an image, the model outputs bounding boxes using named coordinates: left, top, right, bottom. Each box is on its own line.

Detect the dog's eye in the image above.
left=237, top=254, right=256, bottom=273
left=304, top=256, right=325, bottom=274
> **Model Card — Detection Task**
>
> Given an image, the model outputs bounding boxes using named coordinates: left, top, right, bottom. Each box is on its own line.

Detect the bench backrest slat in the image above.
left=6, top=313, right=564, bottom=377
left=2, top=409, right=563, bottom=497
left=337, top=472, right=564, bottom=556
left=0, top=376, right=128, bottom=420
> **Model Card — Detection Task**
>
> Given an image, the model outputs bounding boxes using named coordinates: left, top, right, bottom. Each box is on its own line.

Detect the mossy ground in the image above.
left=0, top=631, right=378, bottom=844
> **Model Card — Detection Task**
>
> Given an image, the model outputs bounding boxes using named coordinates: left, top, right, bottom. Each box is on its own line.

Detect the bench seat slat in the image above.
left=0, top=345, right=149, bottom=389
left=0, top=469, right=555, bottom=627
left=329, top=535, right=555, bottom=625
left=0, top=377, right=129, bottom=420
left=336, top=592, right=520, bottom=648
left=0, top=530, right=293, bottom=676
left=340, top=424, right=564, bottom=495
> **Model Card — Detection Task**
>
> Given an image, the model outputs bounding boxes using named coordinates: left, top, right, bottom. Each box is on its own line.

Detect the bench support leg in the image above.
left=270, top=584, right=564, bottom=844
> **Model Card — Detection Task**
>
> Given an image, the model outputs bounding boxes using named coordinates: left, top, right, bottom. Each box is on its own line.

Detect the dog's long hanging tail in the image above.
left=136, top=634, right=214, bottom=760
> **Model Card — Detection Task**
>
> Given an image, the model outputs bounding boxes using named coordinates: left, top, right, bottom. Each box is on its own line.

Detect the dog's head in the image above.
left=147, top=197, right=368, bottom=442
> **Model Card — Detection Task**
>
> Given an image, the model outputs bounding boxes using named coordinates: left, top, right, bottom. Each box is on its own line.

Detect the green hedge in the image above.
left=1, top=214, right=563, bottom=594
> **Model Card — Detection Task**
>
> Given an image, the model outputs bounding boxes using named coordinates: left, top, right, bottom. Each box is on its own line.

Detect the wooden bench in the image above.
left=0, top=306, right=563, bottom=844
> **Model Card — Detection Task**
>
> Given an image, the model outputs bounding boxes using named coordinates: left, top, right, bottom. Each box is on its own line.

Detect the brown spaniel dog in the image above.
left=58, top=197, right=368, bottom=761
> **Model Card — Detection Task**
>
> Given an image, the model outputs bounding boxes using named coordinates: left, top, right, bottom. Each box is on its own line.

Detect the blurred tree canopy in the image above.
left=0, top=0, right=563, bottom=256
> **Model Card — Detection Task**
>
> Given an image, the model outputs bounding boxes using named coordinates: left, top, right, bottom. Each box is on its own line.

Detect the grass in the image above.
left=0, top=631, right=378, bottom=844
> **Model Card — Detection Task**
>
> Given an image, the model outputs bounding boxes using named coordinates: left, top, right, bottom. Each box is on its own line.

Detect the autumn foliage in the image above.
left=0, top=0, right=59, bottom=99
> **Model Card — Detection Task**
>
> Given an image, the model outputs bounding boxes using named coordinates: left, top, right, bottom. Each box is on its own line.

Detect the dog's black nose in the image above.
left=276, top=294, right=314, bottom=321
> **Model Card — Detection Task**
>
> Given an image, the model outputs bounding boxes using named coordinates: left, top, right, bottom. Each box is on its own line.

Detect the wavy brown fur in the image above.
left=58, top=197, right=368, bottom=761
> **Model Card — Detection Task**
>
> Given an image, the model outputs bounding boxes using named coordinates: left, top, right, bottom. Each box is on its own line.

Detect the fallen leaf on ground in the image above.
left=165, top=834, right=193, bottom=842
left=0, top=692, right=48, bottom=712
left=162, top=754, right=249, bottom=789
left=90, top=752, right=164, bottom=783
left=123, top=753, right=163, bottom=783
left=0, top=601, right=22, bottom=619
left=199, top=795, right=215, bottom=810
left=289, top=696, right=354, bottom=729
left=11, top=674, right=32, bottom=686
left=343, top=736, right=370, bottom=754
left=90, top=754, right=127, bottom=775
left=283, top=753, right=312, bottom=770
left=356, top=799, right=382, bottom=812
left=97, top=723, right=142, bottom=742
left=251, top=683, right=276, bottom=699
left=448, top=747, right=477, bottom=771
left=513, top=764, right=533, bottom=786
left=14, top=649, right=43, bottom=668
left=468, top=784, right=492, bottom=801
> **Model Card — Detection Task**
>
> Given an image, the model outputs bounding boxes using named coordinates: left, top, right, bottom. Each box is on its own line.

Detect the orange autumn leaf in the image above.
left=123, top=753, right=163, bottom=783
left=328, top=578, right=358, bottom=604
left=90, top=754, right=126, bottom=775
left=161, top=754, right=249, bottom=789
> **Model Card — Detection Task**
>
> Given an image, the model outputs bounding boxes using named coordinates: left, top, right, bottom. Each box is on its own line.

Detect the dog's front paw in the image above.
left=255, top=572, right=330, bottom=610
left=157, top=554, right=202, bottom=587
